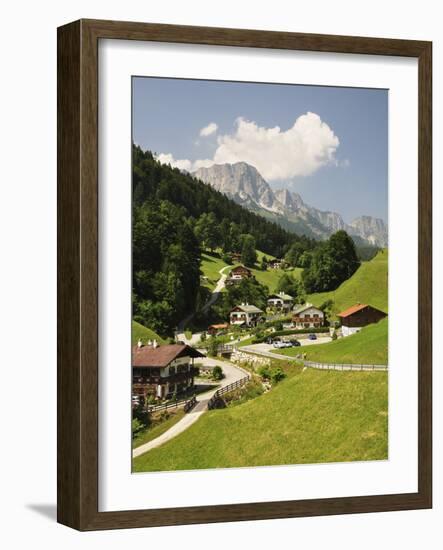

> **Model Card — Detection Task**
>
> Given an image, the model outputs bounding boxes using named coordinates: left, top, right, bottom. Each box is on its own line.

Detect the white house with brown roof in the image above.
left=267, top=291, right=294, bottom=312
left=132, top=343, right=204, bottom=402
left=292, top=303, right=325, bottom=328
left=225, top=265, right=253, bottom=286
left=229, top=303, right=264, bottom=327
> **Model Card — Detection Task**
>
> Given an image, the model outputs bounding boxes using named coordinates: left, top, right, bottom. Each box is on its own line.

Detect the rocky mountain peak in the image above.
left=192, top=162, right=388, bottom=247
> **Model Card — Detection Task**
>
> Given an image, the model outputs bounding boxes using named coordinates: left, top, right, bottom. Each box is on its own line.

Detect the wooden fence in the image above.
left=147, top=395, right=197, bottom=414
left=207, top=375, right=250, bottom=410
left=304, top=361, right=388, bottom=372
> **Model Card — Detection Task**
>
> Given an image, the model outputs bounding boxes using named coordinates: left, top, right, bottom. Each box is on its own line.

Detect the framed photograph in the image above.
left=57, top=19, right=432, bottom=530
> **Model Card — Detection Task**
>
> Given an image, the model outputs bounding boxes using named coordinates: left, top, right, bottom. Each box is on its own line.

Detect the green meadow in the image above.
left=276, top=317, right=388, bottom=365
left=133, top=366, right=388, bottom=472
left=308, top=249, right=388, bottom=317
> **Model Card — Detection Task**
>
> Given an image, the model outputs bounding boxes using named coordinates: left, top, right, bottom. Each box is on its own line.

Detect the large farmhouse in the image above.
left=292, top=303, right=325, bottom=328
left=226, top=265, right=253, bottom=286
left=267, top=291, right=294, bottom=312
left=338, top=303, right=387, bottom=337
left=230, top=303, right=264, bottom=327
left=132, top=343, right=204, bottom=402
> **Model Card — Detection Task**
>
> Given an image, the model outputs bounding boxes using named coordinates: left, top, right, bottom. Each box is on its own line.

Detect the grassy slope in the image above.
left=253, top=249, right=302, bottom=292
left=132, top=410, right=186, bottom=449
left=251, top=265, right=302, bottom=293
left=200, top=250, right=300, bottom=294
left=308, top=249, right=388, bottom=317
left=200, top=253, right=230, bottom=290
left=133, top=367, right=388, bottom=471
left=132, top=321, right=166, bottom=346
left=276, top=317, right=388, bottom=365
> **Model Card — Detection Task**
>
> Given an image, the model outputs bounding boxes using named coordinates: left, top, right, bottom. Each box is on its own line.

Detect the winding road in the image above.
left=176, top=264, right=231, bottom=345
left=132, top=357, right=246, bottom=458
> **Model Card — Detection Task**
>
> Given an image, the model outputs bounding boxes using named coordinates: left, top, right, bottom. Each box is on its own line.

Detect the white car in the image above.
left=273, top=340, right=292, bottom=349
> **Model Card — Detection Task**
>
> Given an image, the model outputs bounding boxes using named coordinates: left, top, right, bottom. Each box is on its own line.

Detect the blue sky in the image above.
left=133, top=77, right=388, bottom=223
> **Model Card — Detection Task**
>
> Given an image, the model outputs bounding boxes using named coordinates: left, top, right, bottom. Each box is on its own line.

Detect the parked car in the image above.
left=274, top=340, right=293, bottom=349
left=289, top=339, right=301, bottom=347
left=308, top=333, right=317, bottom=340
left=273, top=340, right=287, bottom=349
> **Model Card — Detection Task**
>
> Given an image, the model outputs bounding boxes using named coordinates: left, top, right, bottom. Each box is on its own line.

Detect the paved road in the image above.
left=132, top=358, right=246, bottom=458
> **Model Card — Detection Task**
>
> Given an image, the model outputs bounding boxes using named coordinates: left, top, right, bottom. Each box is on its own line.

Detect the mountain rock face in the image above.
left=349, top=216, right=388, bottom=247
left=193, top=162, right=388, bottom=247
left=194, top=163, right=284, bottom=214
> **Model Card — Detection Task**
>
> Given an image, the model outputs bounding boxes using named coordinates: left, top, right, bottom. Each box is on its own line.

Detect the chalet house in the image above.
left=226, top=265, right=253, bottom=286
left=292, top=303, right=325, bottom=328
left=230, top=303, right=264, bottom=327
left=132, top=343, right=204, bottom=403
left=268, top=258, right=286, bottom=270
left=207, top=323, right=229, bottom=336
left=338, top=303, right=387, bottom=337
left=267, top=291, right=294, bottom=312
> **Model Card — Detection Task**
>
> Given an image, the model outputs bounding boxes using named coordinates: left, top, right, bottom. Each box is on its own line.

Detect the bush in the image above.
left=207, top=336, right=219, bottom=357
left=212, top=365, right=224, bottom=380
left=257, top=366, right=271, bottom=380
left=257, top=365, right=286, bottom=384
left=270, top=367, right=286, bottom=384
left=264, top=317, right=292, bottom=328
left=132, top=418, right=144, bottom=439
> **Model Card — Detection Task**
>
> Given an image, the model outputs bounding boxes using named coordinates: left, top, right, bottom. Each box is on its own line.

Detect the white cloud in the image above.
left=156, top=153, right=192, bottom=172
left=199, top=122, right=218, bottom=137
left=156, top=112, right=340, bottom=181
left=156, top=153, right=213, bottom=172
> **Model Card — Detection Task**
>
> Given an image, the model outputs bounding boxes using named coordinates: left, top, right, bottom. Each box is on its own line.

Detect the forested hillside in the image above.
left=133, top=146, right=314, bottom=256
left=132, top=146, right=314, bottom=335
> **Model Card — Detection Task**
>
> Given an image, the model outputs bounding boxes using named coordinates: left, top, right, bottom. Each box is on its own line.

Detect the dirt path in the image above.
left=176, top=265, right=231, bottom=344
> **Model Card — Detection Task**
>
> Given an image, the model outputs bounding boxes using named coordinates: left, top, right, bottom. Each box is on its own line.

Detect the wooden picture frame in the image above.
left=57, top=19, right=432, bottom=531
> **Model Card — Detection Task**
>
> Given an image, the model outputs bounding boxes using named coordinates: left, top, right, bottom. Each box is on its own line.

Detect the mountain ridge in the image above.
left=193, top=162, right=388, bottom=247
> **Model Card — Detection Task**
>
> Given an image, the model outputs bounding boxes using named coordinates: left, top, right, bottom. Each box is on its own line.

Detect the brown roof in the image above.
left=231, top=265, right=251, bottom=273
left=132, top=344, right=204, bottom=368
left=208, top=323, right=229, bottom=329
left=337, top=304, right=369, bottom=318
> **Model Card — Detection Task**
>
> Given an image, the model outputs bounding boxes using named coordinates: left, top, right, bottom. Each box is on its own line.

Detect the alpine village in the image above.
left=132, top=146, right=389, bottom=472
